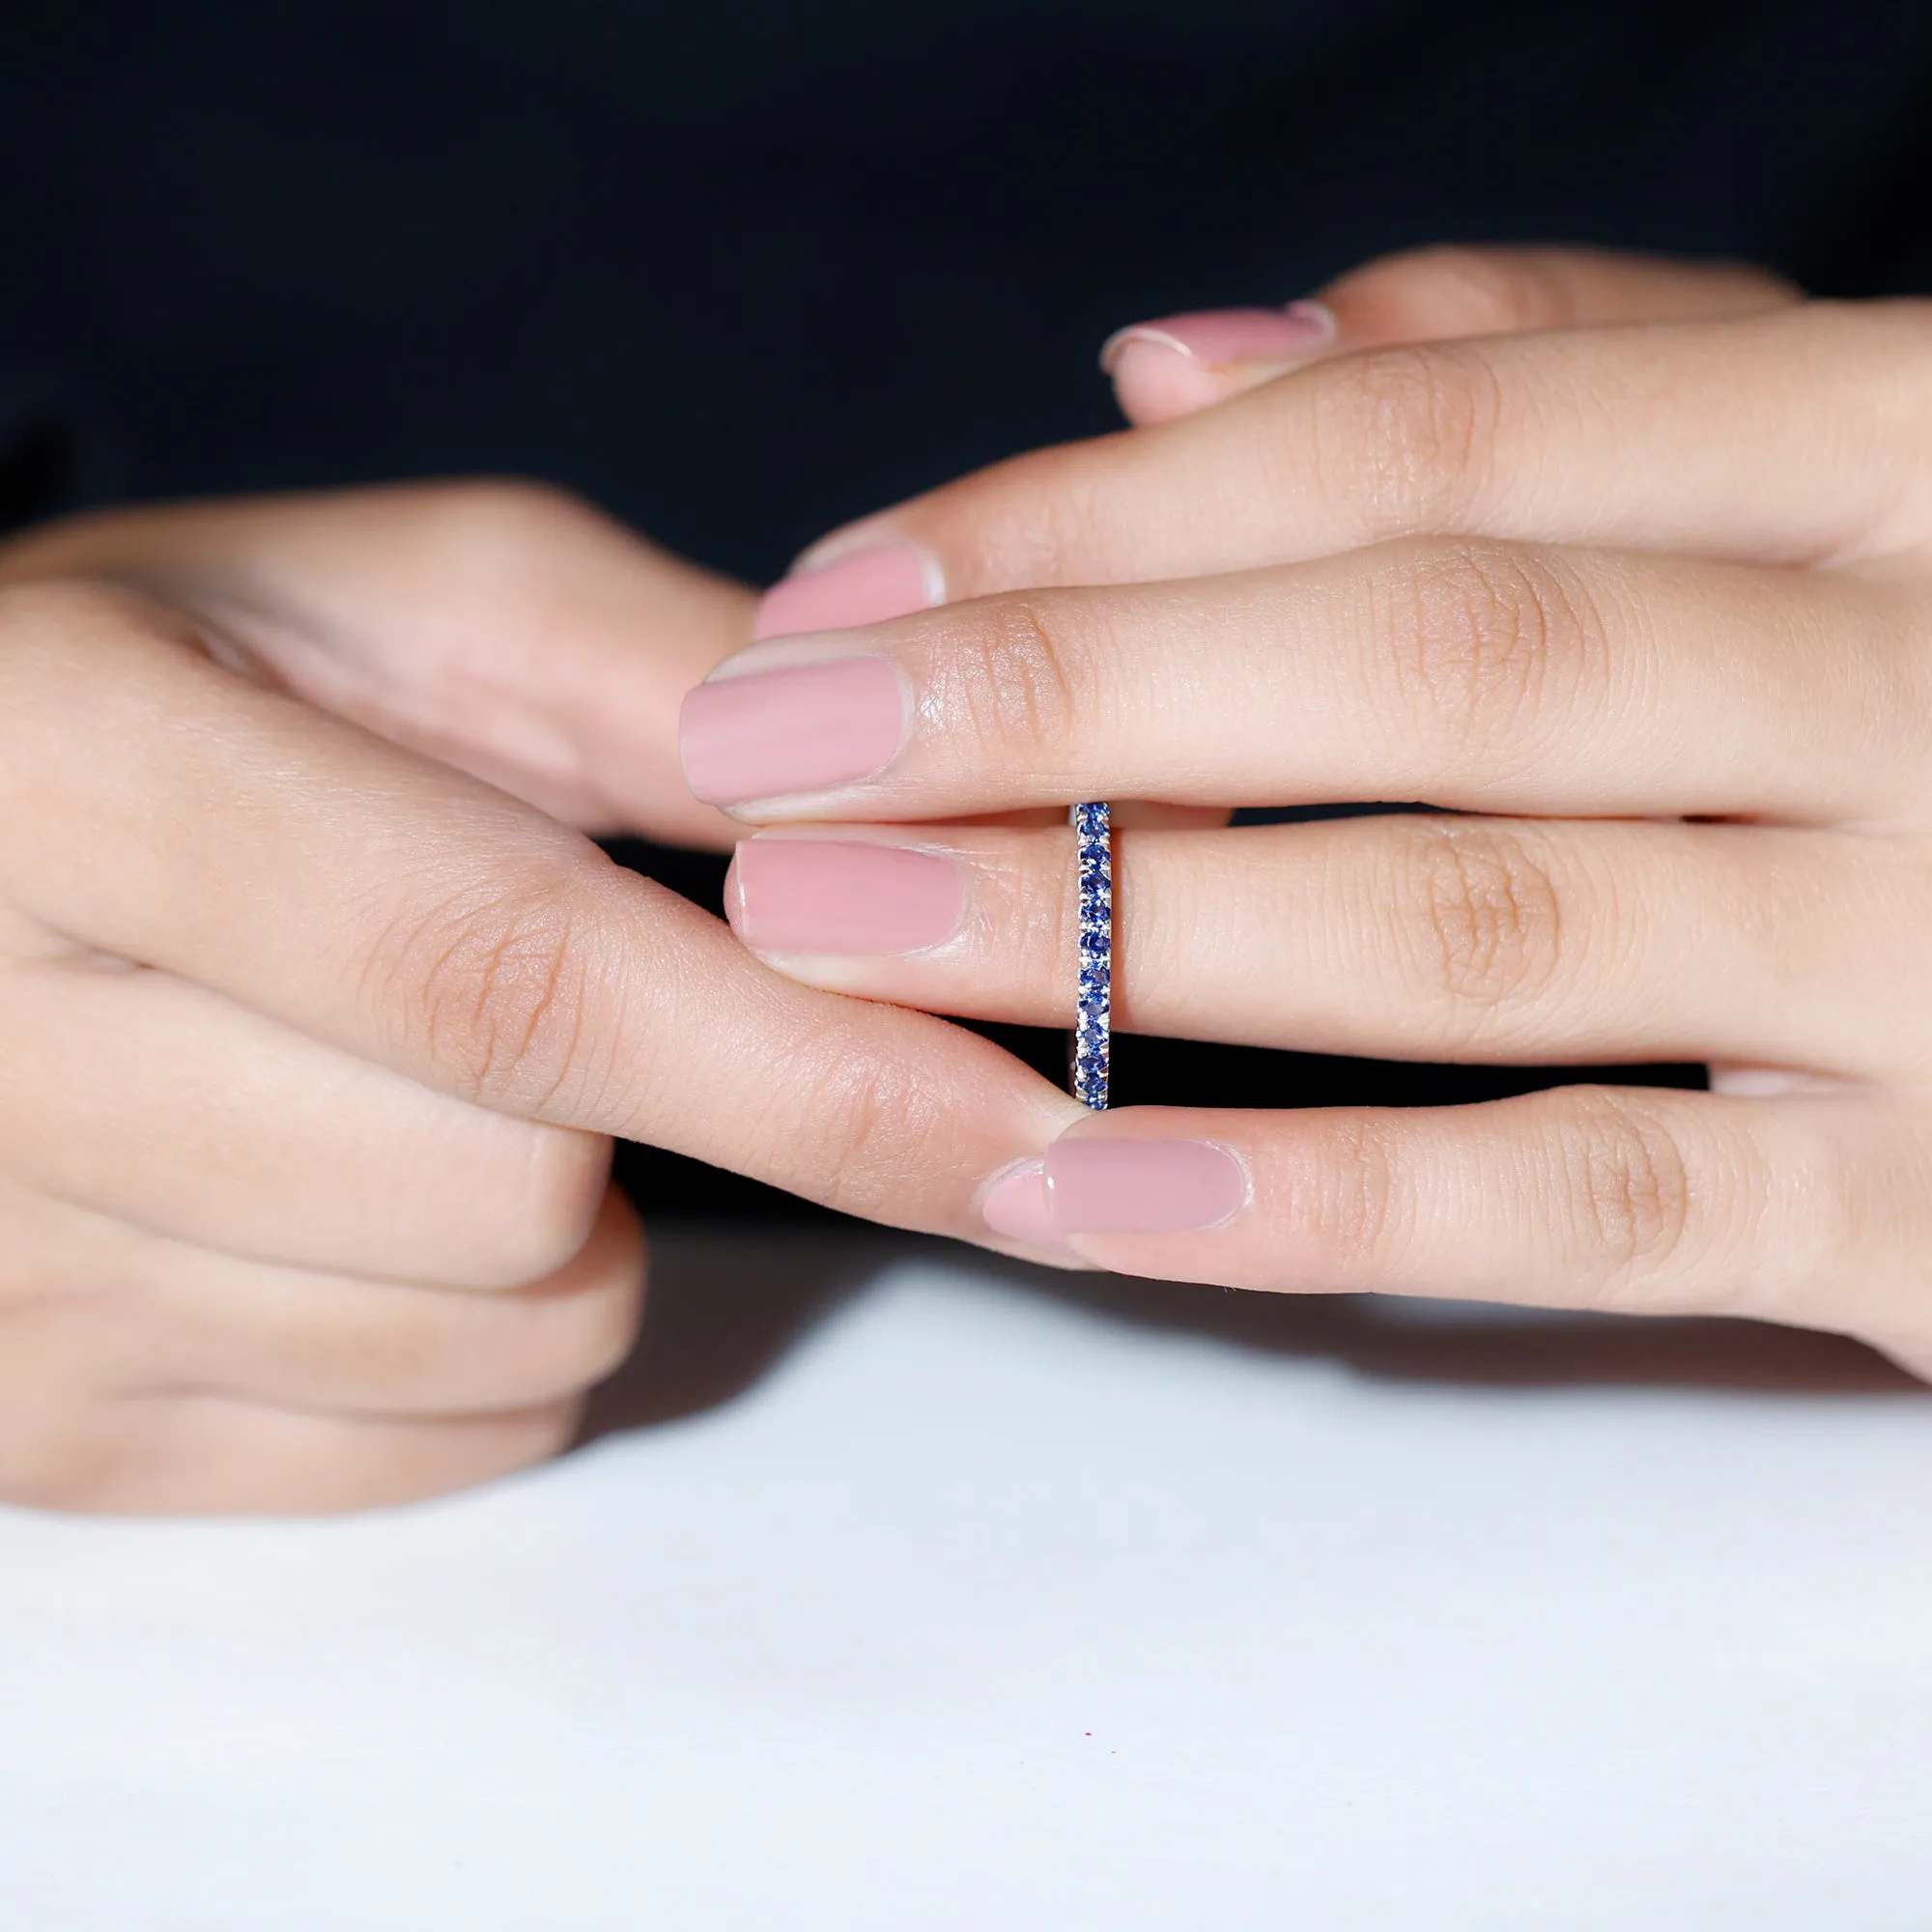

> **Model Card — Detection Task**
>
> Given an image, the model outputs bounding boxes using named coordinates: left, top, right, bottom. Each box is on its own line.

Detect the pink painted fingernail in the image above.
left=1044, top=1138, right=1247, bottom=1234
left=981, top=1159, right=1059, bottom=1244
left=732, top=838, right=964, bottom=954
left=1098, top=300, right=1335, bottom=374
left=679, top=657, right=905, bottom=806
left=753, top=542, right=944, bottom=640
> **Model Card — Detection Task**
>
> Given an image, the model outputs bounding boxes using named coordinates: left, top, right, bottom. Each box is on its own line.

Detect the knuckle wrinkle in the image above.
left=926, top=596, right=1087, bottom=761
left=376, top=880, right=590, bottom=1115
left=1560, top=1094, right=1695, bottom=1284
left=1403, top=823, right=1566, bottom=1011
left=1321, top=343, right=1506, bottom=539
left=1385, top=543, right=1602, bottom=757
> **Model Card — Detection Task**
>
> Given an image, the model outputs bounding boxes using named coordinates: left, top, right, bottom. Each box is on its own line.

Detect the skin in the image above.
left=0, top=486, right=1078, bottom=1514
left=714, top=245, right=1932, bottom=1380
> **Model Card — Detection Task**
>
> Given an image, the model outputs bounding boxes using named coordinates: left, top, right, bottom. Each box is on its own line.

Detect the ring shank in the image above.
left=1071, top=801, right=1112, bottom=1110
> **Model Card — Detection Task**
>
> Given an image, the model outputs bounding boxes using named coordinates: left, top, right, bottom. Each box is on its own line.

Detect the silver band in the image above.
left=1071, top=801, right=1112, bottom=1109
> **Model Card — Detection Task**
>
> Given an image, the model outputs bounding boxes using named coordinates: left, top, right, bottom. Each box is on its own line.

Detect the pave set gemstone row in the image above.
left=1072, top=800, right=1113, bottom=1110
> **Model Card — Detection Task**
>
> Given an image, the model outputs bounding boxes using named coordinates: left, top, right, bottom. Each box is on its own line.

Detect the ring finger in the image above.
left=725, top=816, right=1914, bottom=1083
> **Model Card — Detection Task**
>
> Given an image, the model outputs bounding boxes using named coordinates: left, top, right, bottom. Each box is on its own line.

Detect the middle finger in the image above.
left=682, top=542, right=1922, bottom=825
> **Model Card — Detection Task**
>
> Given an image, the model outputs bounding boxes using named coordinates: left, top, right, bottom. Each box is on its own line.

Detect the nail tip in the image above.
left=1099, top=303, right=1338, bottom=380
left=981, top=1159, right=1060, bottom=1245
left=1098, top=325, right=1195, bottom=376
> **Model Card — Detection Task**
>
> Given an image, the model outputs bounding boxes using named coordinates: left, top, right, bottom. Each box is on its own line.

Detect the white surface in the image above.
left=2, top=1236, right=1929, bottom=1929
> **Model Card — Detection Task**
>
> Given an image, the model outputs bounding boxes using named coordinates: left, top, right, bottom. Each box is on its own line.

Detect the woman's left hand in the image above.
left=678, top=248, right=1932, bottom=1375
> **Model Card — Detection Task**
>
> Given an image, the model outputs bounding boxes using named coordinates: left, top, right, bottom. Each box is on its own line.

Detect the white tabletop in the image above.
left=3, top=1228, right=1928, bottom=1929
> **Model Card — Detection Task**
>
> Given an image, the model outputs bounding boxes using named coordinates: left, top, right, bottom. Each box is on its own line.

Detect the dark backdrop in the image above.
left=5, top=0, right=1930, bottom=1218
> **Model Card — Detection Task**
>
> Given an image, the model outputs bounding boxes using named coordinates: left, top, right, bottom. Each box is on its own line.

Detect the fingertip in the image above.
left=1106, top=335, right=1241, bottom=424
left=722, top=838, right=749, bottom=935
left=980, top=1157, right=1084, bottom=1263
left=1102, top=303, right=1339, bottom=423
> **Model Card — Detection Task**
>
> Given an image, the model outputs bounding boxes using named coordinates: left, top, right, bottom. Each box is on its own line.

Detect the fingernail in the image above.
left=732, top=838, right=964, bottom=954
left=753, top=542, right=944, bottom=640
left=679, top=656, right=905, bottom=806
left=1098, top=300, right=1335, bottom=374
left=1044, top=1138, right=1247, bottom=1235
left=981, top=1158, right=1060, bottom=1244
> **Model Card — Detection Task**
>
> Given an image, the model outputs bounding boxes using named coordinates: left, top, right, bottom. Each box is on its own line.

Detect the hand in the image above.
left=0, top=488, right=1075, bottom=1513
left=679, top=246, right=1932, bottom=1376
left=0, top=480, right=760, bottom=847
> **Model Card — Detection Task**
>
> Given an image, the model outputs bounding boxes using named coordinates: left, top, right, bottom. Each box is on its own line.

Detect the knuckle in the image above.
left=1376, top=541, right=1605, bottom=755
left=463, top=1274, right=643, bottom=1407
left=1347, top=244, right=1569, bottom=336
left=1554, top=1092, right=1697, bottom=1290
left=753, top=1014, right=963, bottom=1219
left=1305, top=1116, right=1406, bottom=1264
left=472, top=1125, right=612, bottom=1288
left=543, top=1272, right=645, bottom=1393
left=406, top=477, right=607, bottom=562
left=1394, top=821, right=1569, bottom=1014
left=922, top=593, right=1094, bottom=766
left=369, top=860, right=610, bottom=1117
left=1313, top=342, right=1507, bottom=539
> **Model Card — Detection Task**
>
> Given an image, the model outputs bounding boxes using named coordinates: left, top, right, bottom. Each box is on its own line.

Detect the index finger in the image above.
left=0, top=583, right=1079, bottom=1239
left=1107, top=246, right=1798, bottom=426
left=767, top=301, right=1932, bottom=625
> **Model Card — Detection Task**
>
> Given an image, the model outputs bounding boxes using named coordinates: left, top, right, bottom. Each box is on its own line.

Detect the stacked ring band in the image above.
left=1071, top=801, right=1113, bottom=1109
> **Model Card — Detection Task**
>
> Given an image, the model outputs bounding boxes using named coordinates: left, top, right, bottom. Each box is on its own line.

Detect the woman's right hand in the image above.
left=0, top=488, right=1077, bottom=1515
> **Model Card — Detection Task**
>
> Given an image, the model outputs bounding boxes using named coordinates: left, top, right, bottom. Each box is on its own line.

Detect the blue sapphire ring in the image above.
left=1071, top=801, right=1113, bottom=1109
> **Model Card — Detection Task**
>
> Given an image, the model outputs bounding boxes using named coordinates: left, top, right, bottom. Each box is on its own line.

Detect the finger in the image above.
left=1320, top=243, right=1801, bottom=341
left=0, top=481, right=755, bottom=846
left=723, top=816, right=1906, bottom=1081
left=10, top=1392, right=584, bottom=1516
left=1004, top=1092, right=1920, bottom=1362
left=782, top=300, right=1932, bottom=611
left=681, top=543, right=1918, bottom=823
left=0, top=954, right=610, bottom=1285
left=1103, top=300, right=1341, bottom=426
left=1107, top=246, right=1798, bottom=425
left=0, top=1180, right=644, bottom=1417
left=0, top=584, right=1080, bottom=1239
